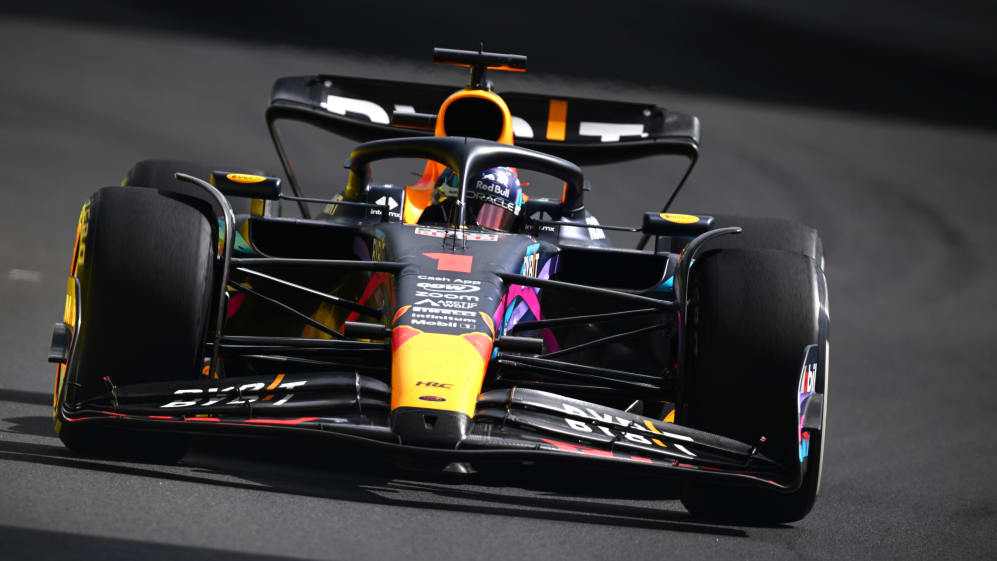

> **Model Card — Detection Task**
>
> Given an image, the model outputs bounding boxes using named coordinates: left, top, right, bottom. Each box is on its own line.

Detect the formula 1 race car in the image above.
left=49, top=47, right=829, bottom=524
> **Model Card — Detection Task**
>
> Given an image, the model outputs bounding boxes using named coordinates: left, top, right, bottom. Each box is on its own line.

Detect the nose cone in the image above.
left=389, top=326, right=493, bottom=446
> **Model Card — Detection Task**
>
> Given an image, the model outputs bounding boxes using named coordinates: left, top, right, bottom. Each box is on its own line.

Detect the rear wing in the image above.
left=265, top=75, right=700, bottom=215
left=266, top=75, right=699, bottom=163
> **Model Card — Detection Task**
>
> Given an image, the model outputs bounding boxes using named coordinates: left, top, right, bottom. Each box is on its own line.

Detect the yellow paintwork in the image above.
left=63, top=277, right=77, bottom=328
left=226, top=173, right=265, bottom=184
left=660, top=213, right=700, bottom=224
left=643, top=419, right=668, bottom=448
left=391, top=330, right=492, bottom=417
left=56, top=201, right=88, bottom=426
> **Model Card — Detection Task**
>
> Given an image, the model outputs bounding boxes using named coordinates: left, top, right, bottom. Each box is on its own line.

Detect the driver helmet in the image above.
left=434, top=166, right=523, bottom=232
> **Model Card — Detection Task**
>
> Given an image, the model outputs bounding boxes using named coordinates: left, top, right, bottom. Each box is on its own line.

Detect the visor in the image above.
left=471, top=199, right=518, bottom=232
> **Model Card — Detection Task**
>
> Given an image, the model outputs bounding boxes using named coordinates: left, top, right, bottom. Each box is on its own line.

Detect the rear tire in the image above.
left=56, top=186, right=216, bottom=462
left=679, top=247, right=828, bottom=524
left=124, top=159, right=267, bottom=215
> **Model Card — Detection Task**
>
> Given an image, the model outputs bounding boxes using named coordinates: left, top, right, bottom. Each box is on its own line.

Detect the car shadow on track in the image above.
left=0, top=388, right=52, bottom=407
left=0, top=430, right=757, bottom=536
left=0, top=524, right=317, bottom=561
left=3, top=415, right=56, bottom=438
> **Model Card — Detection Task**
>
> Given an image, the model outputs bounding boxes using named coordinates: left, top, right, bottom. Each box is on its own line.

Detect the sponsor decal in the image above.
left=414, top=290, right=478, bottom=302
left=415, top=227, right=447, bottom=238
left=226, top=173, right=266, bottom=184
left=317, top=90, right=650, bottom=146
left=423, top=252, right=473, bottom=274
left=409, top=302, right=477, bottom=329
left=416, top=282, right=480, bottom=294
left=563, top=417, right=655, bottom=446
left=416, top=274, right=478, bottom=282
left=467, top=190, right=516, bottom=212
left=416, top=381, right=453, bottom=389
left=559, top=403, right=692, bottom=440
left=375, top=195, right=399, bottom=210
left=410, top=318, right=475, bottom=329
left=463, top=232, right=499, bottom=242
left=660, top=213, right=699, bottom=224
left=585, top=216, right=606, bottom=240
left=476, top=173, right=512, bottom=197
left=161, top=378, right=307, bottom=408
left=798, top=344, right=819, bottom=462
left=521, top=243, right=540, bottom=277
left=419, top=395, right=447, bottom=402
left=369, top=195, right=402, bottom=220
left=414, top=298, right=479, bottom=310
left=578, top=121, right=646, bottom=142
left=558, top=402, right=696, bottom=455
left=73, top=200, right=91, bottom=273
left=414, top=227, right=497, bottom=241
left=320, top=93, right=389, bottom=124
left=409, top=279, right=482, bottom=325
left=412, top=306, right=476, bottom=317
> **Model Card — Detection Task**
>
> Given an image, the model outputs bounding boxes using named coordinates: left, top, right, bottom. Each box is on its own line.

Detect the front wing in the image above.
left=59, top=372, right=794, bottom=491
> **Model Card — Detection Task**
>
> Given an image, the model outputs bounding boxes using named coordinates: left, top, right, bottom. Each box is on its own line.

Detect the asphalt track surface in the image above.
left=1, top=15, right=996, bottom=561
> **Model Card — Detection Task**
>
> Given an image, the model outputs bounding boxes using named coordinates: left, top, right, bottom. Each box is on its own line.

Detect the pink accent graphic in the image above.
left=345, top=272, right=389, bottom=323
left=226, top=292, right=245, bottom=319
left=493, top=255, right=560, bottom=352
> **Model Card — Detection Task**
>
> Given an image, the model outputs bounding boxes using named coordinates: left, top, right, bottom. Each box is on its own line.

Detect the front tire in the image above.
left=124, top=159, right=267, bottom=215
left=56, top=186, right=216, bottom=462
left=669, top=215, right=824, bottom=269
left=679, top=247, right=828, bottom=524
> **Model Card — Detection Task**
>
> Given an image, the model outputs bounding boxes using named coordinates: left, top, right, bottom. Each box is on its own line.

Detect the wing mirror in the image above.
left=210, top=171, right=282, bottom=199
left=641, top=212, right=713, bottom=237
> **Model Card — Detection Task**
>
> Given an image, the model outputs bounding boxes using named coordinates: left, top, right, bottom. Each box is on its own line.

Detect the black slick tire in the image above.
left=670, top=215, right=824, bottom=269
left=124, top=159, right=267, bottom=214
left=56, top=186, right=216, bottom=463
left=679, top=247, right=828, bottom=524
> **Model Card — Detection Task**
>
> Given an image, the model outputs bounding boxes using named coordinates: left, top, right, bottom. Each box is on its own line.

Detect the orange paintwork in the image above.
left=391, top=325, right=423, bottom=351
left=441, top=61, right=526, bottom=73
left=546, top=99, right=567, bottom=141
left=479, top=312, right=495, bottom=337
left=265, top=374, right=285, bottom=391
left=435, top=89, right=515, bottom=144
left=391, top=329, right=494, bottom=417
left=392, top=305, right=412, bottom=325
left=403, top=88, right=516, bottom=224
